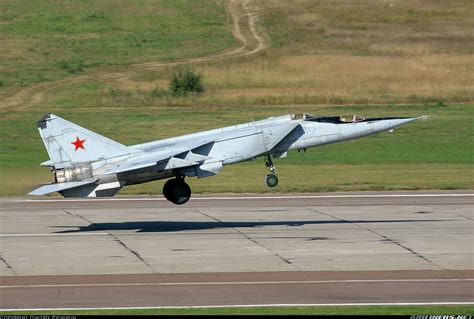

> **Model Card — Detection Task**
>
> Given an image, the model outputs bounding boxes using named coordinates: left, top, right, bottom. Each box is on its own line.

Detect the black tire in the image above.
left=163, top=178, right=191, bottom=205
left=163, top=178, right=178, bottom=201
left=265, top=174, right=279, bottom=187
left=171, top=181, right=191, bottom=205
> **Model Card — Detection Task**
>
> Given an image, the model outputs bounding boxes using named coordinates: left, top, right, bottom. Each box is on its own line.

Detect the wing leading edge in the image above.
left=102, top=142, right=215, bottom=176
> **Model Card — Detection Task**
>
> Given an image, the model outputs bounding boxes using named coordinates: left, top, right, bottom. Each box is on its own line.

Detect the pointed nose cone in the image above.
left=389, top=117, right=418, bottom=127
left=371, top=117, right=418, bottom=133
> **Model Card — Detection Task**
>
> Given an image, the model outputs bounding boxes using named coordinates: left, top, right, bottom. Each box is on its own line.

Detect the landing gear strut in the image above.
left=264, top=155, right=278, bottom=187
left=163, top=176, right=191, bottom=205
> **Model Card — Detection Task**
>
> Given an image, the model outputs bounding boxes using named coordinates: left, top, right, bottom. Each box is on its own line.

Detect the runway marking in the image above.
left=1, top=278, right=472, bottom=289
left=1, top=302, right=473, bottom=311
left=10, top=193, right=474, bottom=203
left=0, top=233, right=109, bottom=237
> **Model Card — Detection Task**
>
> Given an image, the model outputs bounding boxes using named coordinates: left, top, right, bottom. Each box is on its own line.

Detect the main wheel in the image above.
left=163, top=178, right=177, bottom=202
left=163, top=178, right=191, bottom=205
left=265, top=174, right=279, bottom=187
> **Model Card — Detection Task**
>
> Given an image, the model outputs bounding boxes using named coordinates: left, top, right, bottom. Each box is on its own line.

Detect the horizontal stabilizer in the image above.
left=28, top=179, right=97, bottom=196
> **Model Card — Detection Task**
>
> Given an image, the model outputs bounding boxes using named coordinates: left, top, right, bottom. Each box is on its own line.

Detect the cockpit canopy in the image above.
left=292, top=113, right=365, bottom=124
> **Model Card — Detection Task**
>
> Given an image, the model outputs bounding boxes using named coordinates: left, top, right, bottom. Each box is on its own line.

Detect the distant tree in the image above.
left=169, top=67, right=205, bottom=96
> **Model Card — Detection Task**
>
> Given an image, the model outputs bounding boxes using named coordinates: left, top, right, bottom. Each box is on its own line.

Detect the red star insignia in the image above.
left=71, top=136, right=86, bottom=151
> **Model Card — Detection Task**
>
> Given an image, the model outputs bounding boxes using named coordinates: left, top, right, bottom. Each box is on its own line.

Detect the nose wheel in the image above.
left=265, top=155, right=278, bottom=187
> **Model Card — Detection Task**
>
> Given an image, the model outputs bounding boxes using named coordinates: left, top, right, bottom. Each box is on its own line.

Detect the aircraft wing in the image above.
left=28, top=179, right=97, bottom=196
left=102, top=123, right=302, bottom=177
left=102, top=142, right=214, bottom=176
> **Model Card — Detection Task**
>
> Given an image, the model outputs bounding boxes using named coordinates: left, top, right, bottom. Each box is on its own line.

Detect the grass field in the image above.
left=2, top=305, right=474, bottom=316
left=0, top=0, right=473, bottom=196
left=1, top=103, right=472, bottom=196
left=0, top=0, right=236, bottom=97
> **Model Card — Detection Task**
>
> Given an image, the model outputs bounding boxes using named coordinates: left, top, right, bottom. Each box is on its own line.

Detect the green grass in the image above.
left=0, top=103, right=473, bottom=196
left=0, top=0, right=236, bottom=94
left=1, top=305, right=473, bottom=315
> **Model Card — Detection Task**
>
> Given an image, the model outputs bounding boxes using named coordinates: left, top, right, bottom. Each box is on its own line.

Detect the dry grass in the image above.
left=119, top=0, right=474, bottom=106
left=262, top=0, right=474, bottom=55
left=115, top=78, right=167, bottom=91
left=198, top=54, right=473, bottom=104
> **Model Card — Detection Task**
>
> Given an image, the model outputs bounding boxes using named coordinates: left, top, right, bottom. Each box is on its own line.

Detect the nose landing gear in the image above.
left=163, top=176, right=191, bottom=205
left=265, top=155, right=278, bottom=187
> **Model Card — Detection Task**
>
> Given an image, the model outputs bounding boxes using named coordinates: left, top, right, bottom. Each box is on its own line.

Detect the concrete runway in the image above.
left=0, top=191, right=473, bottom=309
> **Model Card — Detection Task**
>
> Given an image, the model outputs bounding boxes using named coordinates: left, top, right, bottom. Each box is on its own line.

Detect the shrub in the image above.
left=169, top=67, right=205, bottom=96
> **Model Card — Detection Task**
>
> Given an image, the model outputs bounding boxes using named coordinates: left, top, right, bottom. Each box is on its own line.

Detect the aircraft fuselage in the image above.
left=30, top=113, right=421, bottom=203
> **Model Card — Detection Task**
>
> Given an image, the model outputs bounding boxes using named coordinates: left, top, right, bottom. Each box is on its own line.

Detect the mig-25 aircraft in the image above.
left=29, top=113, right=422, bottom=204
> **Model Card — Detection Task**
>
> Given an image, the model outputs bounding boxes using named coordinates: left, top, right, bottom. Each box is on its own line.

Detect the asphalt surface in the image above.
left=1, top=270, right=472, bottom=309
left=0, top=191, right=473, bottom=309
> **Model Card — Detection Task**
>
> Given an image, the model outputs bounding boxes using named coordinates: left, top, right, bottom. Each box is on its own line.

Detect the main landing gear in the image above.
left=264, top=155, right=278, bottom=187
left=163, top=176, right=191, bottom=205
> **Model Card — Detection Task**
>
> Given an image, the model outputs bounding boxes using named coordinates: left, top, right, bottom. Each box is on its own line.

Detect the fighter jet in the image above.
left=29, top=113, right=423, bottom=204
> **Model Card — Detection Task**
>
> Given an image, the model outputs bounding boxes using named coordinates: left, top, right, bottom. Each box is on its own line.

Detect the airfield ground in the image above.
left=0, top=0, right=472, bottom=314
left=0, top=192, right=472, bottom=311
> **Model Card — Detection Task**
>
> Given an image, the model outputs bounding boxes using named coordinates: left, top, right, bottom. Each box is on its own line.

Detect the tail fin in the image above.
left=37, top=113, right=130, bottom=167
